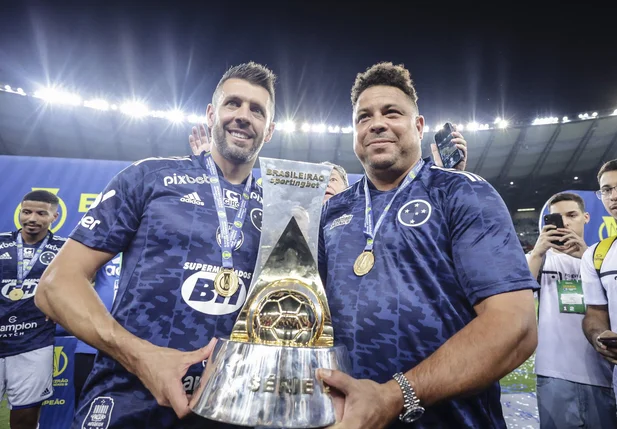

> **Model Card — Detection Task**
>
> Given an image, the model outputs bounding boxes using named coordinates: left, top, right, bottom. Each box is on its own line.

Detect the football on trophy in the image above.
left=254, top=290, right=317, bottom=346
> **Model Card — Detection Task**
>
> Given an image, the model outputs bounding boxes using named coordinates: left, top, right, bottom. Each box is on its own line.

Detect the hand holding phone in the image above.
left=434, top=123, right=464, bottom=169
left=543, top=213, right=565, bottom=246
left=597, top=336, right=617, bottom=348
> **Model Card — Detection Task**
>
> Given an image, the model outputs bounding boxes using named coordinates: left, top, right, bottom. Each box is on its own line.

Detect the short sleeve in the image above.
left=69, top=164, right=146, bottom=254
left=447, top=178, right=538, bottom=305
left=581, top=245, right=608, bottom=305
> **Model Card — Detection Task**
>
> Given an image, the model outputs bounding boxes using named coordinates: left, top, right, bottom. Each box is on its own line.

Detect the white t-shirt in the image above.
left=532, top=249, right=612, bottom=387
left=581, top=242, right=617, bottom=388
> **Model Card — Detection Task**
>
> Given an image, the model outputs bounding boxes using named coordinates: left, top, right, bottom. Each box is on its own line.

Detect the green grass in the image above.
left=1, top=399, right=9, bottom=429
left=500, top=353, right=537, bottom=394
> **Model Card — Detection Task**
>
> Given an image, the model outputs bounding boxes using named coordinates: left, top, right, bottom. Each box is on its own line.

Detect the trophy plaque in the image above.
left=190, top=158, right=351, bottom=428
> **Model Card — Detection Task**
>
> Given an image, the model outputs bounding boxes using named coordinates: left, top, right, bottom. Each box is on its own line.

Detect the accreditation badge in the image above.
left=557, top=279, right=585, bottom=314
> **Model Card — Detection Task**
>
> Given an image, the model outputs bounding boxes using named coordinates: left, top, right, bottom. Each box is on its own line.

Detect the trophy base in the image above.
left=190, top=338, right=351, bottom=428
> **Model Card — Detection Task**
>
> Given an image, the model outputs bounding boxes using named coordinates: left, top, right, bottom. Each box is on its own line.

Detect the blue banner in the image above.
left=39, top=336, right=77, bottom=429
left=0, top=155, right=362, bottom=236
left=540, top=190, right=616, bottom=245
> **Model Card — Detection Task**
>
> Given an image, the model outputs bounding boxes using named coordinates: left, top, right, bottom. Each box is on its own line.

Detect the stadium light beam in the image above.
left=120, top=101, right=149, bottom=118
left=33, top=87, right=82, bottom=106
left=84, top=99, right=110, bottom=111
left=301, top=123, right=311, bottom=132
left=467, top=122, right=479, bottom=132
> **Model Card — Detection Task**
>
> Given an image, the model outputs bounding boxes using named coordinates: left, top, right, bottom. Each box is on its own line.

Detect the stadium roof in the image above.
left=1, top=91, right=616, bottom=212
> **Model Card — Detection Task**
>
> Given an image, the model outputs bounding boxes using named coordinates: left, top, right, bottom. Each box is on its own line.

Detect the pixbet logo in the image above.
left=163, top=173, right=210, bottom=187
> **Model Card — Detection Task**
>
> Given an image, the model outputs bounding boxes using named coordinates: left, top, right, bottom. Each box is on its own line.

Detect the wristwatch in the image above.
left=393, top=372, right=425, bottom=423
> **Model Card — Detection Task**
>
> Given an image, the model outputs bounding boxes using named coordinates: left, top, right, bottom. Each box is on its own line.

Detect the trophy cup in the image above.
left=190, top=158, right=351, bottom=428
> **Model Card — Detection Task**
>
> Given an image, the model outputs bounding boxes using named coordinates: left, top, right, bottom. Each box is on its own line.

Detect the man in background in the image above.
left=0, top=190, right=65, bottom=429
left=582, top=159, right=617, bottom=391
left=528, top=192, right=615, bottom=428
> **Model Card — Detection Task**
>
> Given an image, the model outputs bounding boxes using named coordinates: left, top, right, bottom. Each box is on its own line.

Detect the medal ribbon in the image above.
left=16, top=231, right=50, bottom=288
left=201, top=152, right=252, bottom=270
left=362, top=159, right=424, bottom=252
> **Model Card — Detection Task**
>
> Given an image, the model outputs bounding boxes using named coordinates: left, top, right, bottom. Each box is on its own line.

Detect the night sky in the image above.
left=1, top=1, right=615, bottom=128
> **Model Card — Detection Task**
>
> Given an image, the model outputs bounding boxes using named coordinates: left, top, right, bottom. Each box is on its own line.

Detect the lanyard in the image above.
left=201, top=153, right=252, bottom=269
left=361, top=159, right=424, bottom=252
left=16, top=232, right=50, bottom=288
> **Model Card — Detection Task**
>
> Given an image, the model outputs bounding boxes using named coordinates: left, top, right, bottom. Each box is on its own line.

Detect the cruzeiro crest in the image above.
left=398, top=199, right=432, bottom=227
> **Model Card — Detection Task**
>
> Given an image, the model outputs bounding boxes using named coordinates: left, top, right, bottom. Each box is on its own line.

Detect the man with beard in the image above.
left=0, top=190, right=65, bottom=429
left=317, top=62, right=537, bottom=428
left=36, top=62, right=276, bottom=429
left=582, top=159, right=617, bottom=391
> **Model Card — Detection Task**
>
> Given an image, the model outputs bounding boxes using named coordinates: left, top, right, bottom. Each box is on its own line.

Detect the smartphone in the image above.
left=598, top=337, right=617, bottom=348
left=434, top=123, right=464, bottom=169
left=543, top=213, right=565, bottom=246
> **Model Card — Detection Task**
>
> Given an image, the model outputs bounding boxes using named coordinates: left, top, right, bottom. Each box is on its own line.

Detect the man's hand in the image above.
left=317, top=369, right=402, bottom=429
left=594, top=331, right=617, bottom=364
left=133, top=338, right=217, bottom=418
left=531, top=225, right=566, bottom=258
left=189, top=124, right=211, bottom=156
left=559, top=228, right=588, bottom=259
left=431, top=131, right=468, bottom=171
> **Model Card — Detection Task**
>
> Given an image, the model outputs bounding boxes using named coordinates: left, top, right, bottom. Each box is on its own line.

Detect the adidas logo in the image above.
left=41, top=387, right=51, bottom=397
left=0, top=252, right=11, bottom=260
left=180, top=192, right=204, bottom=206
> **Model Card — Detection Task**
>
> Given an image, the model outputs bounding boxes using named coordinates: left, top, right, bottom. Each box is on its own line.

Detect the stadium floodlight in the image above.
left=186, top=114, right=207, bottom=124
left=84, top=99, right=110, bottom=111
left=574, top=176, right=579, bottom=180
left=3, top=85, right=10, bottom=91
left=278, top=120, right=296, bottom=133
left=120, top=101, right=149, bottom=118
left=111, top=104, right=118, bottom=110
left=612, top=109, right=617, bottom=116
left=517, top=208, right=535, bottom=212
left=301, top=123, right=311, bottom=132
left=424, top=125, right=430, bottom=133
left=510, top=181, right=514, bottom=185
left=592, top=112, right=598, bottom=117
left=578, top=113, right=590, bottom=120
left=532, top=117, right=559, bottom=126
left=33, top=87, right=82, bottom=106
left=467, top=122, right=479, bottom=132
left=166, top=109, right=185, bottom=123
left=480, top=124, right=491, bottom=130
left=456, top=124, right=464, bottom=132
left=562, top=116, right=570, bottom=123
left=312, top=123, right=326, bottom=133
left=497, top=119, right=509, bottom=129
left=494, top=117, right=502, bottom=125
left=328, top=125, right=341, bottom=134
left=341, top=126, right=353, bottom=134
left=16, top=88, right=25, bottom=95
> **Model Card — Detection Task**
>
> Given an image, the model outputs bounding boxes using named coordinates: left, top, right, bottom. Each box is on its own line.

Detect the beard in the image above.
left=212, top=122, right=264, bottom=164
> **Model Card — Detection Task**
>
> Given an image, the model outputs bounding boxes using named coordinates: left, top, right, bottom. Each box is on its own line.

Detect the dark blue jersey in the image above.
left=69, top=155, right=262, bottom=429
left=0, top=230, right=65, bottom=357
left=319, top=161, right=538, bottom=428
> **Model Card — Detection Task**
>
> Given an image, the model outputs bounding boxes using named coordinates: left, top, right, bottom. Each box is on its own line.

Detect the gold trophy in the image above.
left=191, top=158, right=350, bottom=428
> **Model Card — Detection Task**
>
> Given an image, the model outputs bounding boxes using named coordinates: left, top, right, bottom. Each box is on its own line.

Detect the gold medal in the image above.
left=214, top=269, right=240, bottom=297
left=8, top=288, right=24, bottom=301
left=353, top=251, right=375, bottom=277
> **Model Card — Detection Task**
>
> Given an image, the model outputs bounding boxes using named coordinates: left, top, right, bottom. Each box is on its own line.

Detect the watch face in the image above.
left=402, top=407, right=425, bottom=423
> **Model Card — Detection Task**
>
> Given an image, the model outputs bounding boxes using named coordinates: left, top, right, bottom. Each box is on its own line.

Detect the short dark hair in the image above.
left=22, top=190, right=59, bottom=207
left=351, top=62, right=419, bottom=110
left=213, top=62, right=277, bottom=112
left=548, top=192, right=585, bottom=213
left=597, top=159, right=617, bottom=183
